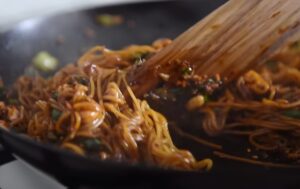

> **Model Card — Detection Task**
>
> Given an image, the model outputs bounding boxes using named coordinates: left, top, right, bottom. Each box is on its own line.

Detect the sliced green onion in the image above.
left=32, top=51, right=59, bottom=72
left=182, top=67, right=193, bottom=75
left=134, top=58, right=144, bottom=65
left=82, top=138, right=102, bottom=151
left=282, top=110, right=300, bottom=119
left=170, top=88, right=181, bottom=94
left=133, top=52, right=149, bottom=59
left=203, top=95, right=210, bottom=103
left=68, top=76, right=89, bottom=86
left=290, top=41, right=300, bottom=51
left=77, top=77, right=89, bottom=86
left=51, top=92, right=59, bottom=100
left=8, top=99, right=18, bottom=105
left=96, top=14, right=123, bottom=27
left=132, top=52, right=150, bottom=64
left=207, top=78, right=214, bottom=83
left=51, top=108, right=62, bottom=121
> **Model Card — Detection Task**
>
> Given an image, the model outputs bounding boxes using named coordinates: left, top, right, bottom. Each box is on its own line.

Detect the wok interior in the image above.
left=2, top=1, right=300, bottom=180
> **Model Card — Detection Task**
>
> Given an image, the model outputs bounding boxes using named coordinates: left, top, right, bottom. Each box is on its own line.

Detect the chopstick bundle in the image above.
left=130, top=0, right=300, bottom=96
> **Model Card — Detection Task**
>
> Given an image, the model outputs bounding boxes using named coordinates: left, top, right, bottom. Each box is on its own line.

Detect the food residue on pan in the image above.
left=95, top=14, right=124, bottom=27
left=55, top=35, right=65, bottom=46
left=83, top=27, right=96, bottom=38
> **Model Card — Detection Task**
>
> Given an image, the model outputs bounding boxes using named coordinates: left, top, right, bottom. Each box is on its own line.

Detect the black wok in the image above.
left=0, top=1, right=300, bottom=188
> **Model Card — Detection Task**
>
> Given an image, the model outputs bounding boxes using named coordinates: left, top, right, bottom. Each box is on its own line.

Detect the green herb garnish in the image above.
left=207, top=78, right=215, bottom=83
left=51, top=108, right=62, bottom=121
left=8, top=99, right=18, bottom=105
left=32, top=51, right=59, bottom=72
left=182, top=67, right=193, bottom=75
left=132, top=52, right=150, bottom=65
left=82, top=138, right=102, bottom=151
left=133, top=52, right=149, bottom=59
left=282, top=110, right=300, bottom=119
left=170, top=88, right=182, bottom=94
left=134, top=58, right=143, bottom=65
left=77, top=77, right=89, bottom=86
left=67, top=76, right=89, bottom=86
left=51, top=92, right=59, bottom=100
left=203, top=95, right=210, bottom=103
left=96, top=14, right=123, bottom=27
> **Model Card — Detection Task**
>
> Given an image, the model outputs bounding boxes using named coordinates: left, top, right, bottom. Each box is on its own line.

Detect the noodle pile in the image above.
left=201, top=42, right=300, bottom=164
left=3, top=37, right=300, bottom=170
left=0, top=40, right=212, bottom=171
left=147, top=39, right=300, bottom=167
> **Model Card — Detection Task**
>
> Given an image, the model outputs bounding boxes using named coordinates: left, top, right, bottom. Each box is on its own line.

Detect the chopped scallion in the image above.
left=51, top=92, right=59, bottom=100
left=182, top=67, right=193, bottom=75
left=203, top=95, right=210, bottom=103
left=282, top=110, right=300, bottom=119
left=32, top=51, right=58, bottom=72
left=8, top=99, right=18, bottom=105
left=96, top=14, right=123, bottom=27
left=77, top=77, right=89, bottom=86
left=82, top=138, right=102, bottom=151
left=51, top=108, right=62, bottom=121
